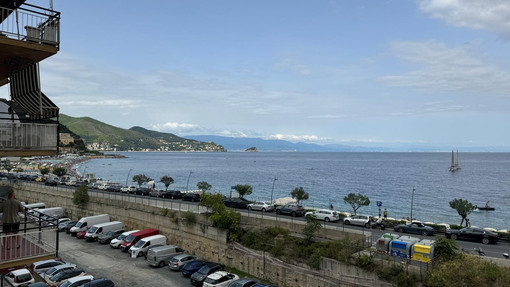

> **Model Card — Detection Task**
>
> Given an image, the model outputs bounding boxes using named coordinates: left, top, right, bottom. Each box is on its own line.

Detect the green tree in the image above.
left=40, top=167, right=49, bottom=176
left=343, top=193, right=370, bottom=215
left=73, top=185, right=90, bottom=208
left=52, top=167, right=67, bottom=177
left=200, top=193, right=241, bottom=241
left=432, top=237, right=458, bottom=263
left=302, top=214, right=322, bottom=244
left=197, top=181, right=212, bottom=193
left=200, top=193, right=227, bottom=213
left=234, top=184, right=253, bottom=199
left=291, top=187, right=309, bottom=205
left=160, top=175, right=174, bottom=191
left=449, top=198, right=476, bottom=226
left=132, top=174, right=152, bottom=187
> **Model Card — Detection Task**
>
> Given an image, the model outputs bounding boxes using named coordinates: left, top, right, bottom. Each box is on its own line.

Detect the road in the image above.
left=26, top=181, right=510, bottom=260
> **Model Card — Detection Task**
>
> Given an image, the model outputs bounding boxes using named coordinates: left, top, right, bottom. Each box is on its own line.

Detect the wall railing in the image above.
left=0, top=3, right=60, bottom=49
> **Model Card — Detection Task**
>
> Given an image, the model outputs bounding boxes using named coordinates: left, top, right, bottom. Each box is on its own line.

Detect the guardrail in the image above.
left=0, top=3, right=60, bottom=48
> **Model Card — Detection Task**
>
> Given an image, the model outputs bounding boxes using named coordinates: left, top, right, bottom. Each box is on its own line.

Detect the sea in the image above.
left=77, top=152, right=510, bottom=230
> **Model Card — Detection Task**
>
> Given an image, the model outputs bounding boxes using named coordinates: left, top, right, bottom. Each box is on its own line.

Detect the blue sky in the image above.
left=4, top=0, right=510, bottom=148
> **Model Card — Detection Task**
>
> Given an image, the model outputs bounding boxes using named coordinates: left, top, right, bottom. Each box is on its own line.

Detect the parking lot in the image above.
left=53, top=232, right=192, bottom=287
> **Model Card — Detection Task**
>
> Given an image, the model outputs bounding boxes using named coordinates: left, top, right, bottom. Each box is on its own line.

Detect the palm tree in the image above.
left=160, top=175, right=174, bottom=191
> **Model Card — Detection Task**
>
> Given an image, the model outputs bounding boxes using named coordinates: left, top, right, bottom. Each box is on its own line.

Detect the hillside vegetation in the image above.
left=59, top=114, right=225, bottom=152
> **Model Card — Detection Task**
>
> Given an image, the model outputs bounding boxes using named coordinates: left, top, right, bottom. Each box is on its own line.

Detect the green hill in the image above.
left=59, top=114, right=225, bottom=152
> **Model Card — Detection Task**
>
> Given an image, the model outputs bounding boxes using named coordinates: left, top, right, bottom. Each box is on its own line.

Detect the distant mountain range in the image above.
left=59, top=114, right=509, bottom=152
left=59, top=114, right=225, bottom=152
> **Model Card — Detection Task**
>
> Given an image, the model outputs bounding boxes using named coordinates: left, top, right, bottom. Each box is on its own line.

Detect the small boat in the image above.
left=477, top=207, right=495, bottom=211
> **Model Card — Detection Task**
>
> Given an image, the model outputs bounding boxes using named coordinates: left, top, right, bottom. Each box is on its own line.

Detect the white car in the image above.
left=343, top=214, right=371, bottom=227
left=247, top=201, right=274, bottom=212
left=58, top=275, right=94, bottom=287
left=203, top=271, right=239, bottom=287
left=305, top=209, right=340, bottom=222
left=120, top=185, right=136, bottom=193
left=5, top=268, right=35, bottom=286
left=110, top=229, right=139, bottom=248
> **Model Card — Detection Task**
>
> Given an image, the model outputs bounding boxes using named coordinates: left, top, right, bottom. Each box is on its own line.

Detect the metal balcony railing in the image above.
left=0, top=3, right=60, bottom=49
left=0, top=122, right=58, bottom=151
left=0, top=203, right=59, bottom=269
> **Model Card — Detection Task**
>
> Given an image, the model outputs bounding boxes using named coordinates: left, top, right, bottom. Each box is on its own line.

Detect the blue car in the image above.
left=181, top=260, right=208, bottom=277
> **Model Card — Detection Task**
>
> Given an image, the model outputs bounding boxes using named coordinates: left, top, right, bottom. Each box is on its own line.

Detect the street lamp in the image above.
left=410, top=186, right=415, bottom=222
left=270, top=177, right=278, bottom=204
left=186, top=170, right=193, bottom=192
left=125, top=168, right=133, bottom=186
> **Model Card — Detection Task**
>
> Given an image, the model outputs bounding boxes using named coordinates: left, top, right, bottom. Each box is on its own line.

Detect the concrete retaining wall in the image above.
left=6, top=182, right=386, bottom=287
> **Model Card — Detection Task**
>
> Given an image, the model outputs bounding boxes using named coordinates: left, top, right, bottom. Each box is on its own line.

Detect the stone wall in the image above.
left=5, top=182, right=386, bottom=287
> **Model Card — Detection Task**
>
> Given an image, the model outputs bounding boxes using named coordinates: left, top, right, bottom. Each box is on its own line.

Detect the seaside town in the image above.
left=2, top=1, right=510, bottom=287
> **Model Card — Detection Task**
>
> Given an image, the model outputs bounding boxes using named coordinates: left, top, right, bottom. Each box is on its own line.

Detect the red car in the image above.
left=76, top=230, right=87, bottom=239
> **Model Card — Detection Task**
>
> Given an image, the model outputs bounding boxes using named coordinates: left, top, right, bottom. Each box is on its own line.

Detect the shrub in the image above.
left=72, top=185, right=89, bottom=208
left=161, top=208, right=169, bottom=216
left=182, top=211, right=197, bottom=226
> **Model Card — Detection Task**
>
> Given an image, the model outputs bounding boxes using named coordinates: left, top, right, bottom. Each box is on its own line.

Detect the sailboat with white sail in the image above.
left=449, top=150, right=461, bottom=172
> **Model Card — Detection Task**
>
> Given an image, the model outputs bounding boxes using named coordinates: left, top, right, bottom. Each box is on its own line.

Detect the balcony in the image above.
left=0, top=2, right=60, bottom=87
left=0, top=121, right=58, bottom=157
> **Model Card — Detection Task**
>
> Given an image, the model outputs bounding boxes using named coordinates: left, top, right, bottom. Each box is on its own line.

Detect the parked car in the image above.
left=394, top=221, right=435, bottom=236
left=47, top=268, right=86, bottom=286
left=146, top=245, right=185, bottom=267
left=203, top=271, right=239, bottom=287
left=27, top=283, right=49, bottom=287
left=343, top=214, right=371, bottom=227
left=275, top=204, right=305, bottom=217
left=247, top=202, right=274, bottom=212
left=149, top=190, right=164, bottom=197
left=182, top=193, right=201, bottom=202
left=43, top=264, right=77, bottom=282
left=305, top=209, right=340, bottom=222
left=120, top=186, right=136, bottom=193
left=60, top=220, right=78, bottom=233
left=76, top=230, right=87, bottom=239
left=135, top=188, right=150, bottom=196
left=190, top=262, right=224, bottom=286
left=98, top=229, right=126, bottom=244
left=45, top=180, right=58, bottom=186
left=169, top=254, right=197, bottom=271
left=446, top=227, right=498, bottom=244
left=106, top=185, right=122, bottom=192
left=30, top=259, right=66, bottom=275
left=228, top=278, right=260, bottom=287
left=181, top=260, right=208, bottom=277
left=162, top=190, right=183, bottom=199
left=80, top=278, right=115, bottom=287
left=58, top=275, right=94, bottom=287
left=110, top=230, right=139, bottom=249
left=223, top=198, right=251, bottom=209
left=5, top=268, right=35, bottom=286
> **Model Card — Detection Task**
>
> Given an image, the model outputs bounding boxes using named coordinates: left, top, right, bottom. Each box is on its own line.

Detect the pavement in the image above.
left=53, top=232, right=192, bottom=287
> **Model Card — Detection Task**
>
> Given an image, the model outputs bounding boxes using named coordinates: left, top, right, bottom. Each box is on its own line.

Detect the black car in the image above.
left=162, top=190, right=183, bottom=199
left=135, top=188, right=150, bottom=196
left=393, top=222, right=435, bottom=236
left=59, top=220, right=78, bottom=232
left=48, top=268, right=85, bottom=285
left=190, top=262, right=223, bottom=286
left=44, top=180, right=58, bottom=186
left=107, top=185, right=122, bottom=192
left=98, top=229, right=125, bottom=244
left=181, top=260, right=208, bottom=277
left=445, top=227, right=498, bottom=244
left=223, top=198, right=251, bottom=209
left=80, top=278, right=115, bottom=287
left=275, top=204, right=305, bottom=217
left=182, top=193, right=201, bottom=202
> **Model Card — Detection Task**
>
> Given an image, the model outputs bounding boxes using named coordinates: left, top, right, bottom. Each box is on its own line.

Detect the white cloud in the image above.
left=151, top=122, right=198, bottom=133
left=418, top=0, right=510, bottom=37
left=381, top=41, right=510, bottom=96
left=269, top=134, right=322, bottom=142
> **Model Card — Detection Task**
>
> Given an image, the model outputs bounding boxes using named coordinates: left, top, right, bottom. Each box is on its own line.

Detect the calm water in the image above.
left=78, top=152, right=510, bottom=230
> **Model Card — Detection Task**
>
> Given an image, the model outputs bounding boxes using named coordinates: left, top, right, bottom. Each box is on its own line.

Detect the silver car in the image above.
left=305, top=209, right=340, bottom=222
left=168, top=254, right=197, bottom=271
left=247, top=201, right=274, bottom=212
left=343, top=214, right=371, bottom=227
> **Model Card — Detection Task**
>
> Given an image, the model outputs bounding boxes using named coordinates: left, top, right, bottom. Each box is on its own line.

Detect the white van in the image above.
left=84, top=221, right=123, bottom=242
left=129, top=234, right=167, bottom=258
left=70, top=214, right=110, bottom=236
left=110, top=230, right=139, bottom=249
left=24, top=202, right=46, bottom=218
left=31, top=207, right=64, bottom=222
